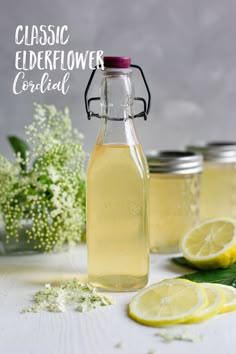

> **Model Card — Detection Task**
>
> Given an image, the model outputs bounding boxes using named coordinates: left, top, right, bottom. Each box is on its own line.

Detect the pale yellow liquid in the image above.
left=200, top=162, right=236, bottom=220
left=150, top=173, right=200, bottom=253
left=87, top=144, right=149, bottom=291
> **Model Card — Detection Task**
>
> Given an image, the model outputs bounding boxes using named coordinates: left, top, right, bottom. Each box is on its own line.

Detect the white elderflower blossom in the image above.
left=22, top=280, right=115, bottom=313
left=0, top=103, right=86, bottom=252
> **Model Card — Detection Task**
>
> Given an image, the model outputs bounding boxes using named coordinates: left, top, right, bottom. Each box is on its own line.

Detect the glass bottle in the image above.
left=147, top=151, right=202, bottom=253
left=85, top=56, right=150, bottom=291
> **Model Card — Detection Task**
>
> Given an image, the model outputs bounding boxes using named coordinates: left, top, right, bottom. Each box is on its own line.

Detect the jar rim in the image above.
left=146, top=150, right=203, bottom=174
left=186, top=141, right=236, bottom=163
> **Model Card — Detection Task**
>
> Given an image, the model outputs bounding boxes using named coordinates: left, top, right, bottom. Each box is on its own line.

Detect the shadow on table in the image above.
left=160, top=257, right=194, bottom=276
left=0, top=251, right=88, bottom=285
left=27, top=273, right=88, bottom=286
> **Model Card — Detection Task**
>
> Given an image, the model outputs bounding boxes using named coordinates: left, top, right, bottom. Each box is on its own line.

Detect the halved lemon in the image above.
left=213, top=284, right=236, bottom=313
left=186, top=283, right=225, bottom=323
left=129, top=279, right=207, bottom=326
left=180, top=218, right=236, bottom=269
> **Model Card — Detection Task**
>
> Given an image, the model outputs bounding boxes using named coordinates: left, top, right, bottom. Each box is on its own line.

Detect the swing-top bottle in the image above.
left=85, top=56, right=150, bottom=291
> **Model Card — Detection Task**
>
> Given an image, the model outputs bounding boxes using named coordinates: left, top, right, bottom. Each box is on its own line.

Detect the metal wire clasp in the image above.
left=84, top=64, right=151, bottom=120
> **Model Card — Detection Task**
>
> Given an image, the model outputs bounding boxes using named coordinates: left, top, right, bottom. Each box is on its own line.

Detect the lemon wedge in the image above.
left=180, top=219, right=236, bottom=269
left=213, top=284, right=236, bottom=313
left=186, top=283, right=224, bottom=323
left=129, top=279, right=207, bottom=326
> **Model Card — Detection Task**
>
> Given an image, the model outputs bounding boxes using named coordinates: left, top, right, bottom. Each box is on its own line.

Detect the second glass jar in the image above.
left=147, top=151, right=202, bottom=254
left=187, top=142, right=236, bottom=220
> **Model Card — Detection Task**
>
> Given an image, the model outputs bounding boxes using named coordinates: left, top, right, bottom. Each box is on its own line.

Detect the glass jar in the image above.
left=147, top=151, right=202, bottom=254
left=0, top=218, right=41, bottom=255
left=187, top=142, right=236, bottom=220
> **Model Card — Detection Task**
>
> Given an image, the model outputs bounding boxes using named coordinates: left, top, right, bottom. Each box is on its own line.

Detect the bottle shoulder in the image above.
left=87, top=143, right=149, bottom=178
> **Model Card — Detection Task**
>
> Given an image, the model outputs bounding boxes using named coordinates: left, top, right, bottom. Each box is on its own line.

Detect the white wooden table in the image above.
left=0, top=244, right=235, bottom=354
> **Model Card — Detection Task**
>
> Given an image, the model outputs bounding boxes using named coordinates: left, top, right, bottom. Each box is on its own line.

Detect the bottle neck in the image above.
left=100, top=68, right=134, bottom=120
left=96, top=118, right=139, bottom=145
left=96, top=68, right=139, bottom=146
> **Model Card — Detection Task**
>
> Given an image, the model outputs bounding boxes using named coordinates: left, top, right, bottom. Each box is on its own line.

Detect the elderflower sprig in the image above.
left=0, top=103, right=86, bottom=252
left=22, top=279, right=115, bottom=313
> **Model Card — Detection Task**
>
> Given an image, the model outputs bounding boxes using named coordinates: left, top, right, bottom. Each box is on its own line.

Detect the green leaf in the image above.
left=8, top=136, right=30, bottom=170
left=179, top=265, right=236, bottom=287
left=172, top=256, right=236, bottom=287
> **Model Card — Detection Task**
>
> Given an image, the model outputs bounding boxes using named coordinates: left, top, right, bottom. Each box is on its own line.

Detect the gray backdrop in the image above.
left=1, top=0, right=236, bottom=158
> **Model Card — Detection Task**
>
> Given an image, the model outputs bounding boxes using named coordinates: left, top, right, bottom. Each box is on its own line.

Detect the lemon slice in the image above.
left=180, top=219, right=236, bottom=269
left=213, top=284, right=236, bottom=313
left=129, top=279, right=207, bottom=326
left=186, top=283, right=225, bottom=323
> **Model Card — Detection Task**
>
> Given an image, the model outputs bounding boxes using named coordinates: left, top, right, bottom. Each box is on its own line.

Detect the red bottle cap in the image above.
left=103, top=56, right=131, bottom=69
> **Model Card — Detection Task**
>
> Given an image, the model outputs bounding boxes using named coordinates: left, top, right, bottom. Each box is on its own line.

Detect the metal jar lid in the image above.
left=147, top=151, right=203, bottom=174
left=187, top=141, right=236, bottom=163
